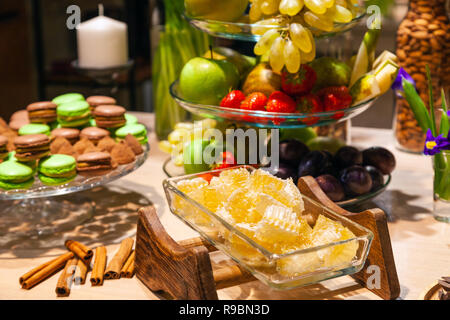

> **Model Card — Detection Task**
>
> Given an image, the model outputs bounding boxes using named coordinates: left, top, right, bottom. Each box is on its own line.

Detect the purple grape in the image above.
left=298, top=151, right=334, bottom=178
left=365, top=166, right=385, bottom=191
left=339, top=165, right=373, bottom=196
left=274, top=163, right=298, bottom=183
left=316, top=174, right=345, bottom=202
left=334, top=146, right=363, bottom=169
left=362, top=147, right=396, bottom=175
left=279, top=139, right=310, bottom=167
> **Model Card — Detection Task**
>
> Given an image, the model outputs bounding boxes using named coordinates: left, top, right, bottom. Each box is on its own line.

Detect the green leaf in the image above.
left=402, top=79, right=432, bottom=134
left=426, top=66, right=437, bottom=136
left=440, top=89, right=449, bottom=138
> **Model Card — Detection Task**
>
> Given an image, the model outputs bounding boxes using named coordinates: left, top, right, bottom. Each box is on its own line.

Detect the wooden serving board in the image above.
left=135, top=176, right=400, bottom=300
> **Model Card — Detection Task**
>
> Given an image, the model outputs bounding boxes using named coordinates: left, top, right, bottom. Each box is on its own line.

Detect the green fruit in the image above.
left=180, top=57, right=240, bottom=105
left=306, top=137, right=346, bottom=155
left=183, top=139, right=212, bottom=174
left=185, top=0, right=249, bottom=22
left=242, top=63, right=281, bottom=97
left=204, top=47, right=257, bottom=82
left=279, top=128, right=317, bottom=144
left=350, top=74, right=381, bottom=104
left=309, top=57, right=351, bottom=90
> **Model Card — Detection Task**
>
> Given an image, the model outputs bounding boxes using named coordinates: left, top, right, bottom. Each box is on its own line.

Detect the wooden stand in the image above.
left=135, top=177, right=400, bottom=300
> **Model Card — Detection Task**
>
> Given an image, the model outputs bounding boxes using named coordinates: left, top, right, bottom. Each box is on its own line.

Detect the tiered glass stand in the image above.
left=162, top=4, right=392, bottom=207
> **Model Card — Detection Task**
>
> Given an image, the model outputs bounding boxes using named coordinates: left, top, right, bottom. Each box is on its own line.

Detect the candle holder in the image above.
left=71, top=59, right=134, bottom=96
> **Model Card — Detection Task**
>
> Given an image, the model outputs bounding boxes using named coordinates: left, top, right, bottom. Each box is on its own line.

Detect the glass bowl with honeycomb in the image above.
left=163, top=166, right=373, bottom=289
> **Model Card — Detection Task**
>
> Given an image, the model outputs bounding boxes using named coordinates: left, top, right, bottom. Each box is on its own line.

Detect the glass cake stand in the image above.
left=0, top=143, right=149, bottom=248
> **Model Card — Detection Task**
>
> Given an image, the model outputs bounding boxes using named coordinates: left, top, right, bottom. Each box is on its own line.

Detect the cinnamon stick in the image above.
left=120, top=250, right=135, bottom=278
left=90, top=246, right=107, bottom=286
left=56, top=257, right=78, bottom=297
left=65, top=240, right=93, bottom=261
left=105, top=238, right=134, bottom=279
left=20, top=252, right=74, bottom=289
left=74, top=258, right=90, bottom=285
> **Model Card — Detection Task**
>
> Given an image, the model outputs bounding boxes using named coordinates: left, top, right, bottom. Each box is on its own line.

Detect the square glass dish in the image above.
left=163, top=166, right=373, bottom=290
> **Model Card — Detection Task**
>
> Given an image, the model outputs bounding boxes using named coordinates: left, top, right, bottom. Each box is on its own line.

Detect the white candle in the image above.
left=76, top=5, right=128, bottom=68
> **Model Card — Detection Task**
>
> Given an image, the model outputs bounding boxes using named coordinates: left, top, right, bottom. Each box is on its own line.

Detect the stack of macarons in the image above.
left=115, top=124, right=148, bottom=145
left=38, top=154, right=77, bottom=186
left=93, top=105, right=126, bottom=129
left=0, top=92, right=149, bottom=191
left=0, top=160, right=35, bottom=190
left=26, top=101, right=57, bottom=124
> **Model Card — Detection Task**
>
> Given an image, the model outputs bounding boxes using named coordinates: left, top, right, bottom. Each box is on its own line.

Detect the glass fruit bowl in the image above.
left=170, top=80, right=376, bottom=129
left=163, top=166, right=373, bottom=289
left=162, top=158, right=391, bottom=209
left=184, top=8, right=366, bottom=42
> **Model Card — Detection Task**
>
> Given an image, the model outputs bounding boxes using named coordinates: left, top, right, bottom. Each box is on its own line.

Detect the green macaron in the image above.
left=89, top=118, right=97, bottom=127
left=0, top=160, right=35, bottom=190
left=52, top=93, right=85, bottom=106
left=57, top=100, right=91, bottom=128
left=38, top=154, right=77, bottom=185
left=115, top=124, right=148, bottom=144
left=18, top=123, right=51, bottom=136
left=124, top=113, right=138, bottom=125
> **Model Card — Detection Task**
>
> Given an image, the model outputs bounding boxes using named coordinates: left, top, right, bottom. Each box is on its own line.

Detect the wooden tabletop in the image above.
left=0, top=113, right=448, bottom=300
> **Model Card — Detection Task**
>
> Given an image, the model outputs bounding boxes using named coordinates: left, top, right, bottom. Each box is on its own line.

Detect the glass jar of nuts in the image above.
left=394, top=0, right=449, bottom=153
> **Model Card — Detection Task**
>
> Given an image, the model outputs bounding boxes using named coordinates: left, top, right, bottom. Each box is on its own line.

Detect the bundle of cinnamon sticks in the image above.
left=19, top=238, right=136, bottom=297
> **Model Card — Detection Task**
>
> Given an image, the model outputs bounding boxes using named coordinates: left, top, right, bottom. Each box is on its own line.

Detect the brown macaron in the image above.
left=86, top=96, right=117, bottom=112
left=10, top=109, right=29, bottom=122
left=27, top=101, right=57, bottom=123
left=76, top=151, right=113, bottom=173
left=0, top=135, right=8, bottom=159
left=14, top=134, right=50, bottom=161
left=51, top=128, right=80, bottom=145
left=79, top=127, right=110, bottom=145
left=93, top=105, right=126, bottom=129
left=9, top=118, right=30, bottom=132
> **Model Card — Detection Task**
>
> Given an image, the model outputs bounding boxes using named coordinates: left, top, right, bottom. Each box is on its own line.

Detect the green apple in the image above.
left=180, top=57, right=240, bottom=105
left=279, top=128, right=317, bottom=144
left=309, top=57, right=352, bottom=89
left=183, top=139, right=212, bottom=174
left=306, top=137, right=346, bottom=155
left=185, top=0, right=249, bottom=22
left=203, top=47, right=257, bottom=82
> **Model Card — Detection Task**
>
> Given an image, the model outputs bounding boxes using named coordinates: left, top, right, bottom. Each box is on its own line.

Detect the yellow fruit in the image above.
left=312, top=215, right=358, bottom=268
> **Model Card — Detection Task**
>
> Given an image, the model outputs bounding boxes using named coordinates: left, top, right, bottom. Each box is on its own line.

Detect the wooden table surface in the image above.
left=0, top=113, right=448, bottom=300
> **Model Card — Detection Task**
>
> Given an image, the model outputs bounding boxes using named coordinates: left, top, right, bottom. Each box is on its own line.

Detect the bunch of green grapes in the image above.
left=250, top=0, right=359, bottom=73
left=159, top=119, right=217, bottom=166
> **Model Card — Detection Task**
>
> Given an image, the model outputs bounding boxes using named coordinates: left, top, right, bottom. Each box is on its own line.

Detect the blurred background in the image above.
left=0, top=0, right=406, bottom=128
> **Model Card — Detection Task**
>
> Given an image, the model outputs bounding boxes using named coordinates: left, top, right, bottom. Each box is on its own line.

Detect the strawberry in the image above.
left=317, top=86, right=353, bottom=111
left=220, top=90, right=246, bottom=109
left=266, top=91, right=297, bottom=113
left=317, top=86, right=352, bottom=120
left=296, top=93, right=323, bottom=113
left=213, top=151, right=236, bottom=170
left=296, top=94, right=323, bottom=125
left=240, top=92, right=267, bottom=111
left=281, top=64, right=317, bottom=96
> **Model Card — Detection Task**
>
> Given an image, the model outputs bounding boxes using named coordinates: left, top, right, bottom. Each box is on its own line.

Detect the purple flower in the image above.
left=447, top=110, right=450, bottom=117
left=392, top=68, right=416, bottom=95
left=424, top=129, right=450, bottom=156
